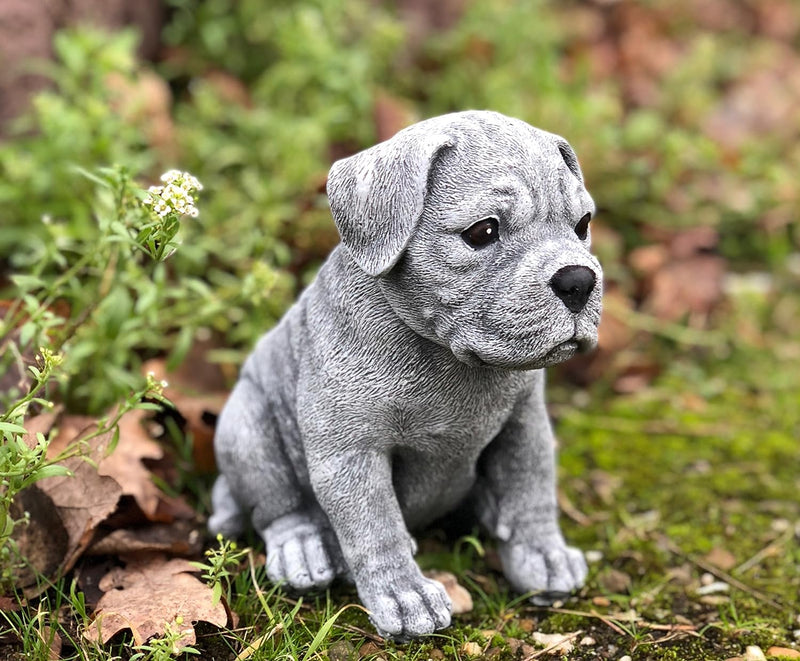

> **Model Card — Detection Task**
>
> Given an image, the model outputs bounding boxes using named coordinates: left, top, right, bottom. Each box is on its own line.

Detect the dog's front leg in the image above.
left=474, top=375, right=587, bottom=603
left=308, top=448, right=452, bottom=640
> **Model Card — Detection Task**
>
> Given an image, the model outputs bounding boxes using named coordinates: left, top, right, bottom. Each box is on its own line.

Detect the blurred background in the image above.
left=2, top=0, right=799, bottom=412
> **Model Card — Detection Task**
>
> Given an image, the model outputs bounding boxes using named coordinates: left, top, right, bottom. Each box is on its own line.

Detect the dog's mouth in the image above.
left=463, top=334, right=596, bottom=371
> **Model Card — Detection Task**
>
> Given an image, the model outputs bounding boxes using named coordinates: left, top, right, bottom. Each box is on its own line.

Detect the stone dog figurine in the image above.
left=209, top=110, right=602, bottom=640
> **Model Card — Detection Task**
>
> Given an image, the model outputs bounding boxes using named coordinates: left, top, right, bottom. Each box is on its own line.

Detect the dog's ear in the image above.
left=554, top=138, right=584, bottom=183
left=327, top=129, right=454, bottom=276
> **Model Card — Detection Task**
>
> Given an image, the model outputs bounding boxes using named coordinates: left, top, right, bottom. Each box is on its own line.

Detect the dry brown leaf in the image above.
left=85, top=553, right=228, bottom=650
left=645, top=255, right=726, bottom=324
left=373, top=91, right=417, bottom=143
left=87, top=520, right=203, bottom=557
left=96, top=410, right=166, bottom=522
left=37, top=427, right=123, bottom=574
left=424, top=570, right=473, bottom=615
left=143, top=354, right=228, bottom=473
left=10, top=485, right=69, bottom=588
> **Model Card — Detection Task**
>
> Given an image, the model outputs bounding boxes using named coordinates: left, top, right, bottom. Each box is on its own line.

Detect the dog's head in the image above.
left=327, top=110, right=602, bottom=370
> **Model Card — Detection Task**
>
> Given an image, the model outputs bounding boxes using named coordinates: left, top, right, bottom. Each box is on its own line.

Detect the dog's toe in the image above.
left=263, top=512, right=343, bottom=591
left=364, top=573, right=452, bottom=640
left=500, top=540, right=587, bottom=600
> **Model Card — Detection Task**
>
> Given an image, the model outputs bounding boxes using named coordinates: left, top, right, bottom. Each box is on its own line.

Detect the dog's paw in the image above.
left=263, top=513, right=345, bottom=591
left=499, top=539, right=587, bottom=603
left=361, top=571, right=452, bottom=640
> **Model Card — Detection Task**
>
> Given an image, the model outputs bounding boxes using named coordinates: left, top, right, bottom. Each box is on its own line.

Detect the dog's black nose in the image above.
left=549, top=265, right=596, bottom=314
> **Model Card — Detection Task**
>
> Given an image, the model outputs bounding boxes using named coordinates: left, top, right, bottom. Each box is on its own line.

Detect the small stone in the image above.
left=519, top=618, right=536, bottom=632
left=358, top=642, right=383, bottom=660
left=579, top=636, right=596, bottom=646
left=599, top=568, right=632, bottom=594
left=530, top=632, right=576, bottom=655
left=700, top=572, right=715, bottom=586
left=697, top=581, right=730, bottom=595
left=619, top=656, right=632, bottom=661
left=704, top=547, right=737, bottom=571
left=793, top=629, right=800, bottom=641
left=744, top=646, right=767, bottom=661
left=328, top=640, right=356, bottom=661
left=585, top=550, right=603, bottom=563
left=506, top=638, right=524, bottom=654
left=428, top=650, right=444, bottom=660
left=700, top=595, right=731, bottom=606
left=767, top=647, right=800, bottom=658
left=460, top=642, right=482, bottom=658
left=425, top=570, right=473, bottom=615
left=592, top=596, right=611, bottom=607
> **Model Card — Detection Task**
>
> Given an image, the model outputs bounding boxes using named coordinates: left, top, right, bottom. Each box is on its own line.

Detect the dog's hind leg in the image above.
left=208, top=474, right=245, bottom=538
left=213, top=368, right=347, bottom=590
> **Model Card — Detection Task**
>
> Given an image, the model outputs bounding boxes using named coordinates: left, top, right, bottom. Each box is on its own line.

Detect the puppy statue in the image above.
left=209, top=110, right=602, bottom=640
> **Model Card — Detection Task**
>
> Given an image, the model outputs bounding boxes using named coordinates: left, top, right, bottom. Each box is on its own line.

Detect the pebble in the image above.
left=793, top=629, right=800, bottom=641
left=530, top=632, right=576, bottom=655
left=743, top=646, right=766, bottom=661
left=460, top=642, right=482, bottom=658
left=585, top=550, right=604, bottom=563
left=700, top=572, right=715, bottom=586
left=619, top=656, right=632, bottom=661
left=767, top=647, right=800, bottom=658
left=579, top=636, right=596, bottom=646
left=697, top=581, right=730, bottom=595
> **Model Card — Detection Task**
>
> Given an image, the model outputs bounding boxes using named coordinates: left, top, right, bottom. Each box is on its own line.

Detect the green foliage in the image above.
left=191, top=533, right=249, bottom=607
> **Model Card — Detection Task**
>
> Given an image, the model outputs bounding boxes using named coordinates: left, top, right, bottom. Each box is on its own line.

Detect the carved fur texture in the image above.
left=210, top=110, right=603, bottom=640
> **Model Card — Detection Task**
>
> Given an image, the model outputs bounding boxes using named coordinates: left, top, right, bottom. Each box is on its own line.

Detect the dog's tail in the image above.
left=208, top=474, right=246, bottom=538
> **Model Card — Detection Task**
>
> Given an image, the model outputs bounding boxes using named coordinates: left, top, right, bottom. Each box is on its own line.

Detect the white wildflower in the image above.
left=143, top=170, right=202, bottom=219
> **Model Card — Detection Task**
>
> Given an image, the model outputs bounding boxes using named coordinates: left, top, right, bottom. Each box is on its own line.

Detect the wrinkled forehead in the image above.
left=431, top=116, right=567, bottom=197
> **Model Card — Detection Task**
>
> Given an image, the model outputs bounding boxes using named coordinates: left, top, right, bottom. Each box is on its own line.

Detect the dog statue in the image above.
left=209, top=110, right=602, bottom=640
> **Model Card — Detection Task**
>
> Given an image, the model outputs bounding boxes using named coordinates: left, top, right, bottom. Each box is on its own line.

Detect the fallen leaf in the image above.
left=37, top=426, right=122, bottom=574
left=97, top=410, right=166, bottom=521
left=143, top=355, right=228, bottom=473
left=85, top=553, right=228, bottom=650
left=424, top=570, right=473, bottom=614
left=9, top=485, right=69, bottom=587
left=87, top=520, right=203, bottom=557
left=373, top=91, right=417, bottom=143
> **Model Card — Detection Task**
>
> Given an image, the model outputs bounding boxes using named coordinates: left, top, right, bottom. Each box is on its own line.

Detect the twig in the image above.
left=557, top=489, right=592, bottom=527
left=657, top=535, right=786, bottom=611
left=734, top=524, right=797, bottom=575
left=331, top=621, right=385, bottom=644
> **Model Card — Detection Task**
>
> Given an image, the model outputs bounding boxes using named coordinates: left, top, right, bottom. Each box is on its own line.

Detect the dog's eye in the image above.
left=462, top=217, right=500, bottom=249
left=575, top=213, right=591, bottom=241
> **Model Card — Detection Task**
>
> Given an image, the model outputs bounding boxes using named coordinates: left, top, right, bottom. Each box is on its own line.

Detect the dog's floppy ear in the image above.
left=327, top=129, right=453, bottom=277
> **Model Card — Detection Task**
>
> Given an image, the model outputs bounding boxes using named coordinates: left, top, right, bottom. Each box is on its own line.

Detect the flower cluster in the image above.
left=143, top=170, right=203, bottom=219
